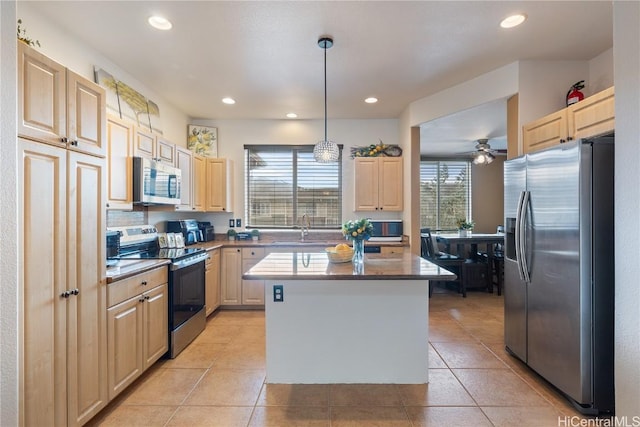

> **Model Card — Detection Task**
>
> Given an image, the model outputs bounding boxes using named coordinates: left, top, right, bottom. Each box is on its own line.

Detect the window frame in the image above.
left=244, top=144, right=343, bottom=229
left=419, top=158, right=472, bottom=231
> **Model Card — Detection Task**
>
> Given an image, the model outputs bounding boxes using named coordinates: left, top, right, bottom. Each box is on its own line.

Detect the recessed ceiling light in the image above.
left=222, top=97, right=236, bottom=105
left=500, top=14, right=527, bottom=29
left=148, top=16, right=172, bottom=30
left=286, top=113, right=298, bottom=119
left=365, top=97, right=378, bottom=104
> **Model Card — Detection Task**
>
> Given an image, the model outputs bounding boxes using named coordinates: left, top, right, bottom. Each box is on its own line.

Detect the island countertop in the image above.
left=243, top=251, right=457, bottom=281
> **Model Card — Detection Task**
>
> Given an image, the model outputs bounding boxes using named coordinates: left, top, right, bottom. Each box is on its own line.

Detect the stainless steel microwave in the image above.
left=133, top=157, right=181, bottom=205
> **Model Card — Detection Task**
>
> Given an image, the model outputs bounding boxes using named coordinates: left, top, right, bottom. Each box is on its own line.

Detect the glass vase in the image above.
left=352, top=238, right=365, bottom=265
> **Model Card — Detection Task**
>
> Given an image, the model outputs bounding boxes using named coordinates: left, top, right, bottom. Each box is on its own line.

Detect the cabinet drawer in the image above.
left=242, top=247, right=265, bottom=260
left=108, top=266, right=168, bottom=307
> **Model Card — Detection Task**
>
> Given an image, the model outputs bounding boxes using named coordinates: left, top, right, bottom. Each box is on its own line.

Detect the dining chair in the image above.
left=420, top=228, right=467, bottom=297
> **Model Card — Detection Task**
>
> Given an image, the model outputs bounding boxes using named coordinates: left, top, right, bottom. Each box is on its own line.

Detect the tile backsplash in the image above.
left=106, top=209, right=147, bottom=227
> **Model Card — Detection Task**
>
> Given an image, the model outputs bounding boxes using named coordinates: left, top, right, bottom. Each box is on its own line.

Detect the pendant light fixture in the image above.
left=313, top=36, right=340, bottom=163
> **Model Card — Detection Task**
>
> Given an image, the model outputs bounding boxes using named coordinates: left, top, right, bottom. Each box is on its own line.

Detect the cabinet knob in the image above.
left=560, top=139, right=566, bottom=143
left=61, top=290, right=70, bottom=298
left=139, top=297, right=145, bottom=303
left=141, top=280, right=148, bottom=286
left=144, top=295, right=150, bottom=301
left=567, top=136, right=574, bottom=141
left=70, top=140, right=78, bottom=146
left=71, top=289, right=79, bottom=296
left=60, top=137, right=68, bottom=143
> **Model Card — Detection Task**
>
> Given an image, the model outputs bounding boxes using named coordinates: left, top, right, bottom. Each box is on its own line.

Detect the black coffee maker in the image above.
left=197, top=221, right=215, bottom=242
left=166, top=219, right=201, bottom=245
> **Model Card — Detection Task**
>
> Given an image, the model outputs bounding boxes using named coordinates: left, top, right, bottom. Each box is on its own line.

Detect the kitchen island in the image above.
left=243, top=251, right=456, bottom=384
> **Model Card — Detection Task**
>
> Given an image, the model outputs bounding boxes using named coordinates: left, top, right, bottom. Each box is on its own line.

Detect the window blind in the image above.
left=420, top=160, right=471, bottom=230
left=245, top=145, right=342, bottom=228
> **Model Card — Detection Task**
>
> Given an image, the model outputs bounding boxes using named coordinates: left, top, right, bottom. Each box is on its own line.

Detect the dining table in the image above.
left=435, top=232, right=505, bottom=260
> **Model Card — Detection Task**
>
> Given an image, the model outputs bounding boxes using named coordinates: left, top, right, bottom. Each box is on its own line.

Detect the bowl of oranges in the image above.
left=325, top=243, right=353, bottom=263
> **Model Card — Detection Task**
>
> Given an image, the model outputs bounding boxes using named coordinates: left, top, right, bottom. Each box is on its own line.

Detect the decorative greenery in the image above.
left=17, top=19, right=40, bottom=47
left=342, top=218, right=374, bottom=241
left=250, top=229, right=260, bottom=237
left=350, top=139, right=403, bottom=158
left=456, top=218, right=475, bottom=230
left=227, top=229, right=237, bottom=236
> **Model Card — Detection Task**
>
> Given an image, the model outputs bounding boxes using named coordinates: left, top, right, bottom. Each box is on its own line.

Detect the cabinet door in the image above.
left=18, top=42, right=66, bottom=146
left=66, top=70, right=106, bottom=157
left=192, top=154, right=206, bottom=212
left=142, top=284, right=168, bottom=370
left=205, top=249, right=221, bottom=316
left=18, top=139, right=68, bottom=427
left=567, top=86, right=615, bottom=140
left=523, top=110, right=568, bottom=154
left=156, top=137, right=175, bottom=163
left=107, top=296, right=144, bottom=401
left=221, top=248, right=242, bottom=305
left=378, top=157, right=403, bottom=211
left=134, top=127, right=155, bottom=159
left=106, top=116, right=134, bottom=210
left=175, top=146, right=193, bottom=211
left=206, top=158, right=233, bottom=212
left=66, top=151, right=107, bottom=425
left=354, top=157, right=379, bottom=211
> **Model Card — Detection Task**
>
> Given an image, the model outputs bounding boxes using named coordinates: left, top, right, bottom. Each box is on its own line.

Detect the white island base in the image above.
left=265, top=279, right=429, bottom=384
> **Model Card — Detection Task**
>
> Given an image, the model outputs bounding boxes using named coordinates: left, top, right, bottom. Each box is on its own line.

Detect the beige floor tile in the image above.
left=166, top=406, right=254, bottom=427
left=482, top=405, right=567, bottom=427
left=405, top=406, right=493, bottom=427
left=329, top=406, right=411, bottom=427
left=257, top=383, right=330, bottom=406
left=122, top=368, right=206, bottom=406
left=214, top=343, right=266, bottom=370
left=428, top=344, right=448, bottom=369
left=249, top=406, right=330, bottom=427
left=86, top=405, right=177, bottom=426
left=330, top=384, right=403, bottom=406
left=397, top=369, right=476, bottom=406
left=183, top=368, right=265, bottom=406
left=429, top=322, right=477, bottom=343
left=195, top=322, right=243, bottom=344
left=432, top=342, right=508, bottom=369
left=161, top=342, right=227, bottom=369
left=452, top=368, right=550, bottom=407
left=210, top=309, right=266, bottom=326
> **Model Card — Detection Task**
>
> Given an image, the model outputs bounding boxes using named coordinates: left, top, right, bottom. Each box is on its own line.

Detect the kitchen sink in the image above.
left=269, top=241, right=326, bottom=246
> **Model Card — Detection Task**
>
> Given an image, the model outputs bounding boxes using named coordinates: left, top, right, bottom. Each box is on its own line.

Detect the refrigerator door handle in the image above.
left=519, top=191, right=531, bottom=283
left=515, top=191, right=526, bottom=281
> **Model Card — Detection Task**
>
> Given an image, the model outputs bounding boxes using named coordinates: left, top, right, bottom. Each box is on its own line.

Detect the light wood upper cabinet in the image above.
left=206, top=158, right=234, bottom=212
left=192, top=154, right=206, bottom=212
left=133, top=127, right=155, bottom=159
left=175, top=146, right=194, bottom=211
left=18, top=138, right=107, bottom=427
left=18, top=43, right=106, bottom=158
left=106, top=116, right=134, bottom=210
left=156, top=136, right=175, bottom=164
left=354, top=157, right=403, bottom=211
left=567, top=86, right=615, bottom=141
left=523, top=87, right=615, bottom=154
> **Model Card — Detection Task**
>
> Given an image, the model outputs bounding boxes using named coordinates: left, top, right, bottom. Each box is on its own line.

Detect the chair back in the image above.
left=420, top=228, right=436, bottom=259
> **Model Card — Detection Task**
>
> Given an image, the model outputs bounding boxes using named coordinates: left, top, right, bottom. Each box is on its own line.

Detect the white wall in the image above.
left=18, top=3, right=189, bottom=144
left=0, top=3, right=19, bottom=425
left=589, top=47, right=614, bottom=94
left=613, top=0, right=640, bottom=418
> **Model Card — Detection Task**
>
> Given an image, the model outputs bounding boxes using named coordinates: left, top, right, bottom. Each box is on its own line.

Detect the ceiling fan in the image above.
left=469, top=138, right=499, bottom=165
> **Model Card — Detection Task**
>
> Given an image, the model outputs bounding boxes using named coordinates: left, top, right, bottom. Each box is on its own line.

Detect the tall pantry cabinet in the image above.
left=17, top=42, right=108, bottom=427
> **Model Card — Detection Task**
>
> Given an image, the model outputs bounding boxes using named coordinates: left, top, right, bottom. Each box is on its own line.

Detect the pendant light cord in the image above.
left=323, top=43, right=328, bottom=142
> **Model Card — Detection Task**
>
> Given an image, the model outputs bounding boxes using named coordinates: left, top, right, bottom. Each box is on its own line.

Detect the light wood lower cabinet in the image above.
left=205, top=248, right=221, bottom=316
left=221, top=248, right=242, bottom=305
left=18, top=138, right=107, bottom=427
left=106, top=268, right=168, bottom=401
left=241, top=248, right=266, bottom=305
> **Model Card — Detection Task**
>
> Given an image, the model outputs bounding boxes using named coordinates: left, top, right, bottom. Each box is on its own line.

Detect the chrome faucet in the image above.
left=300, top=213, right=311, bottom=241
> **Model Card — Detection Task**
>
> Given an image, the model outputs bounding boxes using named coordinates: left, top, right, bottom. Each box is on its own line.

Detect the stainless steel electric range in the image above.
left=108, top=225, right=208, bottom=358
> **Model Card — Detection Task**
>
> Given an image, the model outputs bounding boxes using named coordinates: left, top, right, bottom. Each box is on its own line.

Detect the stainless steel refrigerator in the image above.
left=503, top=137, right=614, bottom=415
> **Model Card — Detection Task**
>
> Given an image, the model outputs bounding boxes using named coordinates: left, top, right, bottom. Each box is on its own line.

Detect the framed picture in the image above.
left=158, top=233, right=168, bottom=248
left=166, top=233, right=176, bottom=248
left=174, top=233, right=185, bottom=248
left=188, top=125, right=218, bottom=157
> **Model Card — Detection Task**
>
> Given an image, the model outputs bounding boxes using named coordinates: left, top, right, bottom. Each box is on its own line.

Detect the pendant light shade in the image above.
left=313, top=36, right=339, bottom=163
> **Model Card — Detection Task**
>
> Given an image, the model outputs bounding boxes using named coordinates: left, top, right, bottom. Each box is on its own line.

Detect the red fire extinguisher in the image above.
left=566, top=80, right=585, bottom=106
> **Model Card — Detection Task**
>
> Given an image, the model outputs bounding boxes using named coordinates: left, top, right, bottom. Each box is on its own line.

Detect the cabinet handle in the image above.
left=560, top=139, right=566, bottom=143
left=71, top=289, right=79, bottom=296
left=567, top=136, right=574, bottom=141
left=61, top=290, right=70, bottom=298
left=139, top=297, right=145, bottom=303
left=145, top=295, right=150, bottom=300
left=60, top=137, right=68, bottom=143
left=141, top=280, right=148, bottom=286
left=70, top=140, right=78, bottom=146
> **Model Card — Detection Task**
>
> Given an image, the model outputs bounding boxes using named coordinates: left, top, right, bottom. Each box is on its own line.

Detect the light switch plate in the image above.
left=229, top=219, right=235, bottom=228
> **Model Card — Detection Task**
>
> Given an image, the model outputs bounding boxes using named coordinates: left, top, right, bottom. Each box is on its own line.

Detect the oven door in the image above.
left=169, top=260, right=205, bottom=331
